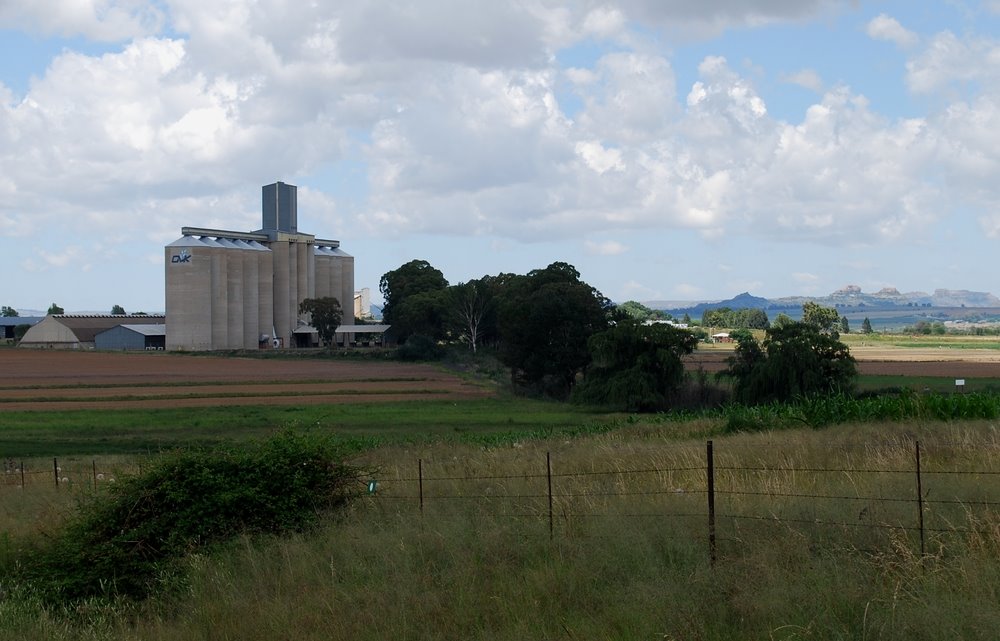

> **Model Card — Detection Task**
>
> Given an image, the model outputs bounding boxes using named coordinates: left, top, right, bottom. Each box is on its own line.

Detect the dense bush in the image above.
left=722, top=322, right=857, bottom=404
left=19, top=432, right=361, bottom=604
left=573, top=321, right=698, bottom=411
left=395, top=333, right=444, bottom=361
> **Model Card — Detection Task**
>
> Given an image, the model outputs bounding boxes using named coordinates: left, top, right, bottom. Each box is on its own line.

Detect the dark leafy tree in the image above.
left=573, top=321, right=698, bottom=411
left=802, top=301, right=839, bottom=332
left=1, top=306, right=17, bottom=317
left=617, top=301, right=671, bottom=322
left=47, top=303, right=64, bottom=315
left=496, top=262, right=613, bottom=399
left=772, top=312, right=793, bottom=329
left=861, top=317, right=873, bottom=334
left=299, top=297, right=343, bottom=348
left=14, top=324, right=31, bottom=340
left=379, top=260, right=448, bottom=326
left=391, top=289, right=451, bottom=343
left=840, top=316, right=850, bottom=334
left=721, top=322, right=857, bottom=404
left=111, top=304, right=126, bottom=315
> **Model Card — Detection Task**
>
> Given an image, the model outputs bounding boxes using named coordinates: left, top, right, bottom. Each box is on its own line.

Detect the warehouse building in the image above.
left=19, top=315, right=166, bottom=349
left=94, top=324, right=166, bottom=351
left=165, top=182, right=354, bottom=351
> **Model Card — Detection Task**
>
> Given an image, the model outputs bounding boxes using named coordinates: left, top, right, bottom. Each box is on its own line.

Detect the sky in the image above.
left=3, top=0, right=1000, bottom=313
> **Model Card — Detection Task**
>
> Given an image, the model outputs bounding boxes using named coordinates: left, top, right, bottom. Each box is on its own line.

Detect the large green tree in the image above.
left=111, top=304, right=126, bottom=315
left=391, top=289, right=451, bottom=343
left=1, top=306, right=17, bottom=317
left=721, top=322, right=857, bottom=404
left=573, top=321, right=698, bottom=411
left=496, top=262, right=613, bottom=399
left=802, top=301, right=839, bottom=333
left=47, top=303, right=64, bottom=315
left=299, top=297, right=343, bottom=348
left=379, top=260, right=448, bottom=327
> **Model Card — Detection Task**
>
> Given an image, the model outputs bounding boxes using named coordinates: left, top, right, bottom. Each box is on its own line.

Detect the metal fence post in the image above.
left=915, top=440, right=926, bottom=558
left=418, top=458, right=424, bottom=514
left=707, top=440, right=716, bottom=565
left=93, top=459, right=98, bottom=491
left=20, top=461, right=25, bottom=488
left=53, top=457, right=59, bottom=489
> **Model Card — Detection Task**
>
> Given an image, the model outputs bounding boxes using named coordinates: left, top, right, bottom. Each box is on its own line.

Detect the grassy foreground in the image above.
left=3, top=418, right=999, bottom=640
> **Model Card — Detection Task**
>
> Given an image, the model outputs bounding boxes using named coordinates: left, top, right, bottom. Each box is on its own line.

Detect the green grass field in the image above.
left=2, top=418, right=998, bottom=641
left=0, top=398, right=621, bottom=458
left=3, top=357, right=1000, bottom=640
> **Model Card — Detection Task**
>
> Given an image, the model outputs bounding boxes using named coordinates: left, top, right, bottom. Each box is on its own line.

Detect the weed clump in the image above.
left=18, top=431, right=362, bottom=605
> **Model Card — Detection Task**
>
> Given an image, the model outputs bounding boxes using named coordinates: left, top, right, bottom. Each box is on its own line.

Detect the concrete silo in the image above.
left=165, top=181, right=355, bottom=351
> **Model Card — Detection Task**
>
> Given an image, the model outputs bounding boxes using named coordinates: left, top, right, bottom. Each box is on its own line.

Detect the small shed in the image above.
left=95, top=324, right=167, bottom=351
left=712, top=332, right=733, bottom=343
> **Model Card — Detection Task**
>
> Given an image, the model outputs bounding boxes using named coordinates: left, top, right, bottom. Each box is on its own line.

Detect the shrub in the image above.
left=396, top=334, right=444, bottom=361
left=19, top=432, right=361, bottom=604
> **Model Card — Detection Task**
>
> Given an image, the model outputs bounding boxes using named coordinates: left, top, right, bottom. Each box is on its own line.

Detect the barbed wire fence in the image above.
left=367, top=440, right=999, bottom=562
left=4, top=440, right=998, bottom=563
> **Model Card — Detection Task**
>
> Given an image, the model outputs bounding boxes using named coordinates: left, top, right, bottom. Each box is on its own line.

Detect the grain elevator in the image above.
left=165, top=182, right=354, bottom=350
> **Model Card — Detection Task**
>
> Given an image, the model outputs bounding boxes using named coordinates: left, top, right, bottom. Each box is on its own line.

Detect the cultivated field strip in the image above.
left=0, top=351, right=490, bottom=410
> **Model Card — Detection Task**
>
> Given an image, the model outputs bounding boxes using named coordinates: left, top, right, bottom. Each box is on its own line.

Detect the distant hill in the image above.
left=645, top=285, right=1000, bottom=323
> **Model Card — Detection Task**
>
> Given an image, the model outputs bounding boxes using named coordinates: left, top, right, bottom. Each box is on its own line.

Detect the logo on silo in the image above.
left=171, top=249, right=192, bottom=264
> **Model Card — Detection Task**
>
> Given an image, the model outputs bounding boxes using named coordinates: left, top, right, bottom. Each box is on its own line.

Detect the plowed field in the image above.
left=0, top=350, right=490, bottom=411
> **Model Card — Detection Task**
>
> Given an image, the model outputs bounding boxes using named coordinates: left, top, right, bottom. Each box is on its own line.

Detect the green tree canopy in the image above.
left=839, top=316, right=850, bottom=334
left=802, top=301, right=839, bottom=332
left=496, top=262, right=613, bottom=399
left=1, top=306, right=17, bottom=317
left=573, top=321, right=698, bottom=411
left=861, top=317, right=873, bottom=334
left=379, top=260, right=448, bottom=326
left=721, top=322, right=857, bottom=404
left=617, top=301, right=671, bottom=322
left=111, top=304, right=126, bottom=315
left=702, top=307, right=769, bottom=329
left=47, top=303, right=64, bottom=315
left=299, top=297, right=343, bottom=348
left=391, top=289, right=451, bottom=343
left=772, top=312, right=793, bottom=329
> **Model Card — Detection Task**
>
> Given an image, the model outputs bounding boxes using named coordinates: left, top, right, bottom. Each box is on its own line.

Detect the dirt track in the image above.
left=0, top=350, right=490, bottom=410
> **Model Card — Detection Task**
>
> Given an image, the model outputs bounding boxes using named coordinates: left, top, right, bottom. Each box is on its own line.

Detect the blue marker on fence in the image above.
left=368, top=480, right=378, bottom=495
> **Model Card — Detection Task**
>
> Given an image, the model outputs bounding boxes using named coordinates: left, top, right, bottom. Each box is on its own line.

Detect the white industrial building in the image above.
left=165, top=182, right=354, bottom=350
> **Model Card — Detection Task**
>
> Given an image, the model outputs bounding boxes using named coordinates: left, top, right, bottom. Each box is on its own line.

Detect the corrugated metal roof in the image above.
left=116, top=324, right=167, bottom=336
left=46, top=315, right=165, bottom=342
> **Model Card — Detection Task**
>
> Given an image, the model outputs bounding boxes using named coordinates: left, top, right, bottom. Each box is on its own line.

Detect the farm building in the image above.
left=165, top=181, right=354, bottom=351
left=18, top=315, right=166, bottom=349
left=1, top=316, right=43, bottom=342
left=94, top=324, right=166, bottom=351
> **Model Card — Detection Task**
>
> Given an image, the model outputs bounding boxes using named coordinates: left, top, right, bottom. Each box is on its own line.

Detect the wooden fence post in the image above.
left=547, top=452, right=554, bottom=540
left=915, top=440, right=926, bottom=558
left=707, top=440, right=716, bottom=565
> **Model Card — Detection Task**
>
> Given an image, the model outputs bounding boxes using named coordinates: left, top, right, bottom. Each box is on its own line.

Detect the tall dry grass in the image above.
left=2, top=420, right=999, bottom=640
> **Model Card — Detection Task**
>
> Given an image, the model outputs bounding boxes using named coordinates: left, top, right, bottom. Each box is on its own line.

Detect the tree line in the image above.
left=378, top=259, right=857, bottom=409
